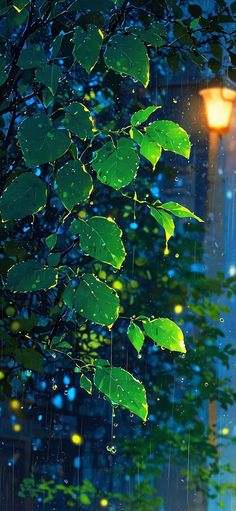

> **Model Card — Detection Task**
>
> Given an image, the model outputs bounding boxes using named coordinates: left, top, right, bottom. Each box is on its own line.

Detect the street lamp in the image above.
left=199, top=86, right=236, bottom=133
left=199, top=82, right=236, bottom=275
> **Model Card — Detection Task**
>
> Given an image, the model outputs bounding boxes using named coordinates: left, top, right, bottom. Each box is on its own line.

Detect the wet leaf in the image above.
left=146, top=120, right=191, bottom=158
left=6, top=261, right=58, bottom=292
left=94, top=360, right=148, bottom=420
left=18, top=44, right=46, bottom=69
left=56, top=160, right=93, bottom=210
left=0, top=172, right=47, bottom=221
left=70, top=216, right=126, bottom=268
left=143, top=318, right=186, bottom=353
left=18, top=113, right=71, bottom=166
left=127, top=322, right=145, bottom=353
left=63, top=102, right=94, bottom=139
left=104, top=34, right=149, bottom=87
left=160, top=201, right=203, bottom=222
left=131, top=106, right=161, bottom=127
left=74, top=274, right=119, bottom=326
left=148, top=206, right=175, bottom=250
left=74, top=24, right=103, bottom=73
left=35, top=64, right=62, bottom=95
left=92, top=137, right=139, bottom=189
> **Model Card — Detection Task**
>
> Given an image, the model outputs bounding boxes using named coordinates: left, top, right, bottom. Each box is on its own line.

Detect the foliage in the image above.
left=1, top=0, right=236, bottom=508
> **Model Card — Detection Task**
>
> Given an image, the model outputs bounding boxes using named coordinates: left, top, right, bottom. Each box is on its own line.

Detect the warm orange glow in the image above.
left=199, top=87, right=236, bottom=133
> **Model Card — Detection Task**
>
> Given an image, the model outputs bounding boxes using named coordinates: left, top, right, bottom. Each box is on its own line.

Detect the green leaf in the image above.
left=0, top=55, right=7, bottom=86
left=160, top=201, right=204, bottom=222
left=74, top=274, right=119, bottom=326
left=80, top=374, right=92, bottom=395
left=104, top=34, right=149, bottom=87
left=18, top=44, right=46, bottom=69
left=148, top=206, right=175, bottom=250
left=132, top=21, right=167, bottom=47
left=63, top=283, right=75, bottom=309
left=13, top=0, right=29, bottom=13
left=63, top=102, right=94, bottom=140
left=127, top=322, right=145, bottom=354
left=18, top=113, right=71, bottom=167
left=131, top=106, right=161, bottom=127
left=14, top=348, right=43, bottom=372
left=129, top=127, right=143, bottom=146
left=35, top=64, right=62, bottom=95
left=0, top=172, right=47, bottom=221
left=70, top=216, right=126, bottom=269
left=92, top=137, right=139, bottom=190
left=140, top=134, right=162, bottom=168
left=143, top=317, right=186, bottom=353
left=56, top=160, right=93, bottom=210
left=46, top=233, right=57, bottom=250
left=47, top=253, right=61, bottom=267
left=51, top=336, right=72, bottom=349
left=94, top=360, right=148, bottom=420
left=51, top=34, right=64, bottom=58
left=73, top=24, right=103, bottom=73
left=6, top=261, right=58, bottom=292
left=190, top=17, right=200, bottom=29
left=145, top=121, right=191, bottom=159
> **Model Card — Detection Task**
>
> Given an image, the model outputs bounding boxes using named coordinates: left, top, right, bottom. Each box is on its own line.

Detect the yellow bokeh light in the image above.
left=0, top=371, right=5, bottom=380
left=221, top=427, right=230, bottom=436
left=174, top=305, right=183, bottom=314
left=100, top=498, right=108, bottom=507
left=112, top=280, right=123, bottom=291
left=11, top=321, right=20, bottom=332
left=71, top=433, right=83, bottom=446
left=10, top=399, right=20, bottom=411
left=13, top=423, right=22, bottom=432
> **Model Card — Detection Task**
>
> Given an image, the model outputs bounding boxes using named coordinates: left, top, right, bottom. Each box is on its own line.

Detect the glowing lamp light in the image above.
left=199, top=87, right=236, bottom=133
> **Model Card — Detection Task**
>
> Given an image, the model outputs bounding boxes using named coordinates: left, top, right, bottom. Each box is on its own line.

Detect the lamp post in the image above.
left=199, top=85, right=236, bottom=276
left=199, top=83, right=236, bottom=510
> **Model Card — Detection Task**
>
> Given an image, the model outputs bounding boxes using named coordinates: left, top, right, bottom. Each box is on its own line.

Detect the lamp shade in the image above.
left=199, top=87, right=236, bottom=133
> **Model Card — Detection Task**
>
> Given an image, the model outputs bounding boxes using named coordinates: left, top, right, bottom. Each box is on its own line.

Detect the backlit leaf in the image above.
left=70, top=216, right=126, bottom=269
left=143, top=317, right=186, bottom=353
left=94, top=360, right=148, bottom=420
left=148, top=206, right=175, bottom=250
left=74, top=274, right=119, bottom=326
left=127, top=322, right=145, bottom=353
left=56, top=160, right=93, bottom=210
left=160, top=201, right=203, bottom=222
left=146, top=120, right=191, bottom=158
left=140, top=134, right=162, bottom=168
left=0, top=172, right=47, bottom=221
left=131, top=106, right=161, bottom=127
left=80, top=374, right=92, bottom=395
left=92, top=137, right=139, bottom=190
